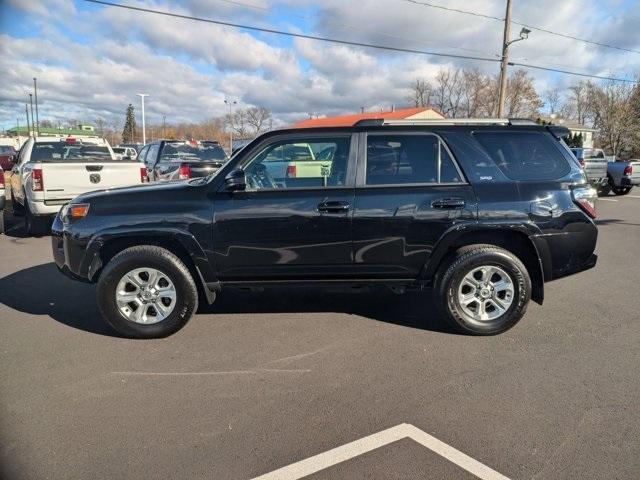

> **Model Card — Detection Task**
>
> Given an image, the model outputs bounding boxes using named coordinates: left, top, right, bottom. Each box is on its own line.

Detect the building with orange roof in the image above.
left=291, top=106, right=445, bottom=128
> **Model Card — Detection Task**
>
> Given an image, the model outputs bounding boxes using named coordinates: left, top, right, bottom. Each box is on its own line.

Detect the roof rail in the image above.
left=353, top=118, right=537, bottom=127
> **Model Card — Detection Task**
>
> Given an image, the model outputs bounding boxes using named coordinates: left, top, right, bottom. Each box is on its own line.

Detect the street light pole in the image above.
left=497, top=0, right=531, bottom=117
left=137, top=93, right=149, bottom=145
left=224, top=99, right=236, bottom=154
left=29, top=94, right=35, bottom=136
left=25, top=104, right=30, bottom=138
left=162, top=115, right=166, bottom=139
left=33, top=77, right=40, bottom=135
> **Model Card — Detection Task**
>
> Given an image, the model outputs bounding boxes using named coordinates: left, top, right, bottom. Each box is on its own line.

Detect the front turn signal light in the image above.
left=62, top=203, right=90, bottom=223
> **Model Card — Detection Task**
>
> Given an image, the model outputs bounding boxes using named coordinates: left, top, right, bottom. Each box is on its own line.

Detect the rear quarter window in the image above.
left=473, top=131, right=570, bottom=181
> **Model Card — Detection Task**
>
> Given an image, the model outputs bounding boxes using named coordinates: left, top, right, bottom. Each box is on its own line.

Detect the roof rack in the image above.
left=353, top=118, right=537, bottom=127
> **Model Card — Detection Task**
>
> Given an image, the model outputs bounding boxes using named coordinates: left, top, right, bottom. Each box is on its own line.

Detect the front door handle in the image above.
left=317, top=201, right=350, bottom=213
left=431, top=197, right=466, bottom=209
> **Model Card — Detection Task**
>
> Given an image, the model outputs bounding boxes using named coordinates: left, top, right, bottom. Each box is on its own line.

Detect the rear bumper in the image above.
left=621, top=177, right=640, bottom=187
left=29, top=199, right=67, bottom=216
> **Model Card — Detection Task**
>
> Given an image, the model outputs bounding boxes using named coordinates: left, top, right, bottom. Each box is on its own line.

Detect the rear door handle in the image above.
left=317, top=201, right=350, bottom=213
left=431, top=197, right=466, bottom=209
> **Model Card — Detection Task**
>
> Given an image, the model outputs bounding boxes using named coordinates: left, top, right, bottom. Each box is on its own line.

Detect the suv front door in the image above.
left=211, top=133, right=356, bottom=281
left=352, top=131, right=477, bottom=279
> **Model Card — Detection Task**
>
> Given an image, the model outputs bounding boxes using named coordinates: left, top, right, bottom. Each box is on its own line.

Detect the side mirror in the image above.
left=225, top=168, right=246, bottom=191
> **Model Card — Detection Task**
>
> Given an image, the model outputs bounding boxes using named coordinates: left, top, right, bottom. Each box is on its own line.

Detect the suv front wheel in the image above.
left=435, top=245, right=531, bottom=335
left=97, top=246, right=199, bottom=338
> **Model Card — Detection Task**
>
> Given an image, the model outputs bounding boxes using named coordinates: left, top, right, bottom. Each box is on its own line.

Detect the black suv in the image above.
left=51, top=119, right=598, bottom=338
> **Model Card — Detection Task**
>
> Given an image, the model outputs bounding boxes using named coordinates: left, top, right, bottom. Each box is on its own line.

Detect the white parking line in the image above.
left=599, top=198, right=618, bottom=202
left=626, top=195, right=640, bottom=199
left=250, top=423, right=510, bottom=480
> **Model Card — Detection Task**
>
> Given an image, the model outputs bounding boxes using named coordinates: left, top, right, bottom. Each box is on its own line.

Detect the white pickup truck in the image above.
left=10, top=136, right=148, bottom=235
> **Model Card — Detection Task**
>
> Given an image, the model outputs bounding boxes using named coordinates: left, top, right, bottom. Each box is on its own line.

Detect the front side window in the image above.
left=241, top=136, right=351, bottom=190
left=365, top=134, right=463, bottom=185
left=474, top=131, right=571, bottom=181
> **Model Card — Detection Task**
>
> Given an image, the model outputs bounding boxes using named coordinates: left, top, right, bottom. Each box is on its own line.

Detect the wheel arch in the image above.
left=86, top=229, right=218, bottom=304
left=423, top=226, right=545, bottom=304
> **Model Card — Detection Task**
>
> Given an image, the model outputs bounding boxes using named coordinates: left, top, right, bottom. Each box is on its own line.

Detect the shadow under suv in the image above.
left=51, top=118, right=598, bottom=338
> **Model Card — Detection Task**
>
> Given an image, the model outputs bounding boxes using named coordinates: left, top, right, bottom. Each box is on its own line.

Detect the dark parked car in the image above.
left=139, top=140, right=228, bottom=182
left=0, top=165, right=5, bottom=234
left=52, top=119, right=598, bottom=338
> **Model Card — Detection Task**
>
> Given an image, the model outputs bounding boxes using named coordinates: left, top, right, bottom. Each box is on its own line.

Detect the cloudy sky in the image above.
left=1, top=0, right=639, bottom=130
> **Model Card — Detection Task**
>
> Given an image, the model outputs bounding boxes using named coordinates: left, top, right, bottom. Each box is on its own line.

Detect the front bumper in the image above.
left=51, top=214, right=97, bottom=283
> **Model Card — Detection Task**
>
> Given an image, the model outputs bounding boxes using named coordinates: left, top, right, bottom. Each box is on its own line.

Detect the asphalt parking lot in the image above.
left=1, top=194, right=639, bottom=480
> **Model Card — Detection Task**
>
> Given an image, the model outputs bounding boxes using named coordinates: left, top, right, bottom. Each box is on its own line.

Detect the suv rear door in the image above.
left=352, top=131, right=477, bottom=279
left=211, top=132, right=357, bottom=280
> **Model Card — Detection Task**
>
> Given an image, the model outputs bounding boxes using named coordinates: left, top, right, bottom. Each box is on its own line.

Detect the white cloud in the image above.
left=0, top=0, right=639, bottom=129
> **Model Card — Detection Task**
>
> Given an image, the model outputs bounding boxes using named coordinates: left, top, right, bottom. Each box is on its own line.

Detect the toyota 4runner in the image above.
left=51, top=118, right=598, bottom=338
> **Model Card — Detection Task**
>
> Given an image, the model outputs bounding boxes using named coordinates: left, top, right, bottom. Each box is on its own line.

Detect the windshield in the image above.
left=0, top=146, right=14, bottom=154
left=584, top=149, right=605, bottom=159
left=160, top=142, right=227, bottom=162
left=30, top=142, right=113, bottom=162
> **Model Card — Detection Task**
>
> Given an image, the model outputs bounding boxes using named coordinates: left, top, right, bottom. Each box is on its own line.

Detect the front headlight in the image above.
left=61, top=203, right=90, bottom=224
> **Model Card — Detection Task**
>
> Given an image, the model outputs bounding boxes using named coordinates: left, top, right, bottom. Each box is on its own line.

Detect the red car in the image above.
left=0, top=145, right=16, bottom=171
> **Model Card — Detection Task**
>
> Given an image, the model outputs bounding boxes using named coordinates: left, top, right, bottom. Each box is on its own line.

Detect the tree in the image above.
left=565, top=133, right=584, bottom=148
left=245, top=107, right=272, bottom=135
left=408, top=79, right=432, bottom=107
left=543, top=86, right=561, bottom=115
left=590, top=81, right=637, bottom=158
left=630, top=81, right=640, bottom=157
left=504, top=70, right=543, bottom=117
left=409, top=67, right=542, bottom=119
left=122, top=104, right=136, bottom=143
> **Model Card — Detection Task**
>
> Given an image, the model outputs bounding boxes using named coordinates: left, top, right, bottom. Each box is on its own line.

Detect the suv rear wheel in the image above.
left=435, top=245, right=531, bottom=335
left=97, top=246, right=198, bottom=338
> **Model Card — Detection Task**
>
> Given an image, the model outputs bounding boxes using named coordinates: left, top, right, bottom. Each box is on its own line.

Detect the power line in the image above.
left=398, top=0, right=640, bottom=55
left=212, top=0, right=501, bottom=58
left=509, top=61, right=636, bottom=83
left=83, top=0, right=499, bottom=63
left=83, top=0, right=638, bottom=83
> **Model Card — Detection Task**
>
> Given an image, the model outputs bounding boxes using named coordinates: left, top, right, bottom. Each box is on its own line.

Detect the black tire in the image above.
left=612, top=186, right=632, bottom=196
left=24, top=205, right=49, bottom=236
left=434, top=245, right=531, bottom=335
left=96, top=246, right=199, bottom=338
left=599, top=178, right=612, bottom=196
left=12, top=199, right=23, bottom=216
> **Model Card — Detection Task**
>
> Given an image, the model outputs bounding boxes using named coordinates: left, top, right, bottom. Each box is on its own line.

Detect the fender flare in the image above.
left=421, top=222, right=546, bottom=304
left=81, top=226, right=217, bottom=301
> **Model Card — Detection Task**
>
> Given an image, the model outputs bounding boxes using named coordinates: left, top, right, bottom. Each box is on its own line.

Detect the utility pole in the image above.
left=29, top=94, right=35, bottom=136
left=33, top=77, right=40, bottom=135
left=497, top=0, right=513, bottom=118
left=224, top=99, right=237, bottom=154
left=162, top=115, right=166, bottom=138
left=497, top=0, right=531, bottom=117
left=137, top=93, right=148, bottom=145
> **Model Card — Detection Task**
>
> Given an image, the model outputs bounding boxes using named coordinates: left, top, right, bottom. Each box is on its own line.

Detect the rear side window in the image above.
left=474, top=131, right=570, bottom=181
left=365, top=134, right=463, bottom=185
